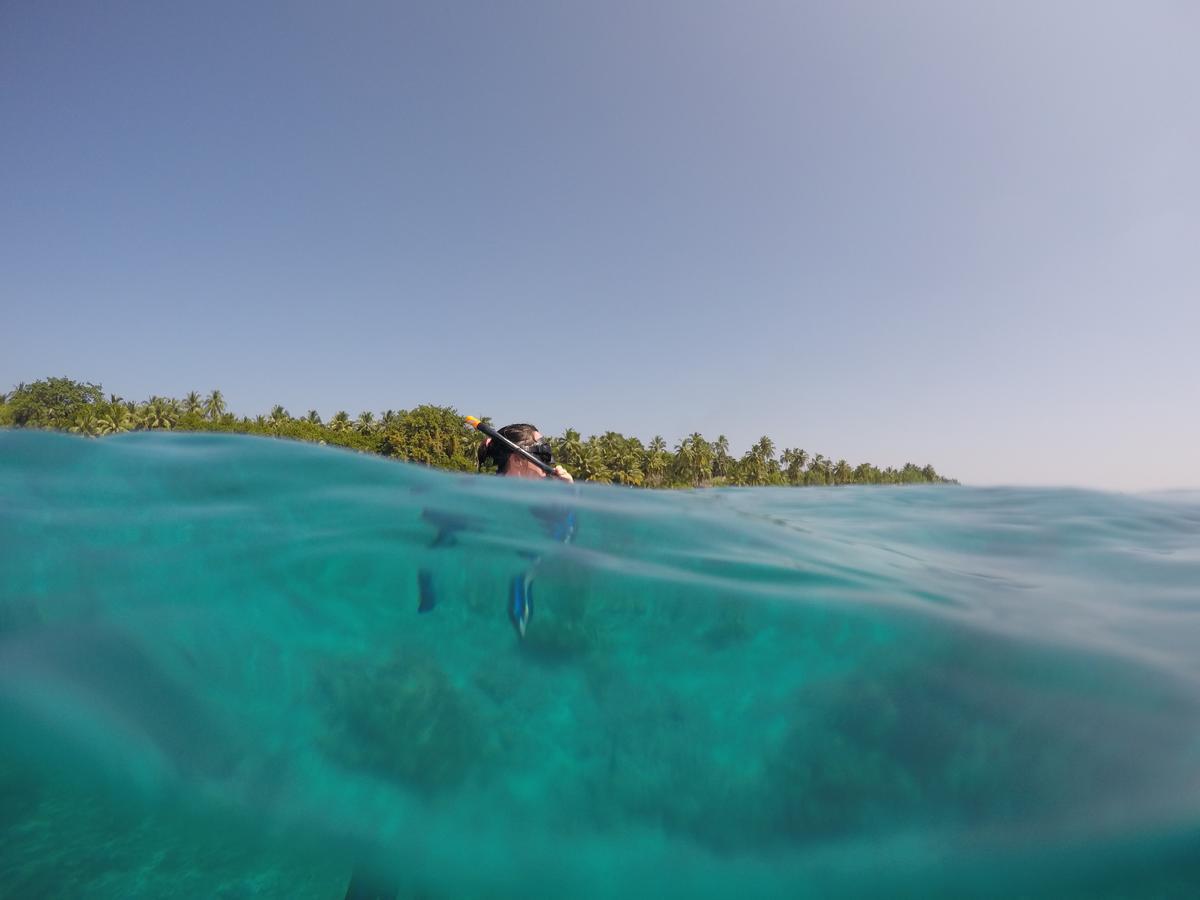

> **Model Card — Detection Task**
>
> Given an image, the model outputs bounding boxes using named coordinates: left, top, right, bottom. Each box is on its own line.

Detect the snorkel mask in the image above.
left=491, top=440, right=553, bottom=472
left=468, top=417, right=564, bottom=478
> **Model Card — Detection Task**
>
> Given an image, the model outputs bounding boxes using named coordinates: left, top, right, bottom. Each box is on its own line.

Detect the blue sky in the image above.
left=2, top=2, right=1196, bottom=489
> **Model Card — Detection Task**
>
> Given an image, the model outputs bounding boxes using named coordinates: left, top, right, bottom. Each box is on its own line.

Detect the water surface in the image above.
left=2, top=432, right=1198, bottom=898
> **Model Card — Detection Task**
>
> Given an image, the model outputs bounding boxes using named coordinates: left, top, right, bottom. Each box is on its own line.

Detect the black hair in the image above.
left=478, top=423, right=541, bottom=473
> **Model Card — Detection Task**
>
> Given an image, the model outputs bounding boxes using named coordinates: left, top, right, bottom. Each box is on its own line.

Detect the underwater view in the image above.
left=2, top=430, right=1199, bottom=899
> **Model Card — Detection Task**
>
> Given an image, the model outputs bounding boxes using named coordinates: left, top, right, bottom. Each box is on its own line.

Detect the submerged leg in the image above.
left=417, top=568, right=436, bottom=613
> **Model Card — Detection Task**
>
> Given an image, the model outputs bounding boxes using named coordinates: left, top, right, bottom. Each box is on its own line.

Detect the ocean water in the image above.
left=2, top=431, right=1199, bottom=899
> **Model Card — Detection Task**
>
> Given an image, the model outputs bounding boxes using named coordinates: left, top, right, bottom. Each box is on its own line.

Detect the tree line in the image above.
left=1, top=377, right=956, bottom=487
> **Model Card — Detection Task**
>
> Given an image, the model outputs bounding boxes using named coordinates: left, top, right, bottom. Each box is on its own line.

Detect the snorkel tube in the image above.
left=465, top=416, right=565, bottom=479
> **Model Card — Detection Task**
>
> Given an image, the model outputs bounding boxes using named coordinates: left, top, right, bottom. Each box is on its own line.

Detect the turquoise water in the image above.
left=2, top=431, right=1199, bottom=899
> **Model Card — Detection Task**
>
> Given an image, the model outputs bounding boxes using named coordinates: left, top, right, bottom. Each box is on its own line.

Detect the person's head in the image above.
left=477, top=423, right=554, bottom=478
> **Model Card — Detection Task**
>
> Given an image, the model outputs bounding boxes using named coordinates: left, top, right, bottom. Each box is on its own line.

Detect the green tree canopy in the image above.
left=6, top=377, right=104, bottom=428
left=2, top=378, right=957, bottom=486
left=378, top=405, right=481, bottom=471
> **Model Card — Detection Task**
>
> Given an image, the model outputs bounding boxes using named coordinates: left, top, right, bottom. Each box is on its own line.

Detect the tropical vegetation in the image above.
left=1, top=378, right=956, bottom=487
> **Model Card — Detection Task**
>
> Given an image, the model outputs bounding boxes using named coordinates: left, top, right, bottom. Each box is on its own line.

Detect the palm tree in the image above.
left=269, top=405, right=290, bottom=427
left=833, top=459, right=851, bottom=484
left=183, top=391, right=203, bottom=415
left=735, top=436, right=777, bottom=486
left=818, top=456, right=833, bottom=483
left=672, top=432, right=712, bottom=486
left=711, top=435, right=733, bottom=478
left=752, top=436, right=777, bottom=476
left=574, top=441, right=612, bottom=483
left=355, top=411, right=376, bottom=434
left=808, top=454, right=828, bottom=485
left=69, top=411, right=101, bottom=437
left=645, top=436, right=669, bottom=486
left=604, top=435, right=644, bottom=486
left=737, top=437, right=774, bottom=485
left=305, top=410, right=322, bottom=425
left=328, top=411, right=351, bottom=433
left=671, top=438, right=693, bottom=484
left=138, top=398, right=178, bottom=430
left=553, top=428, right=585, bottom=473
left=96, top=408, right=133, bottom=435
left=781, top=448, right=808, bottom=485
left=204, top=390, right=226, bottom=421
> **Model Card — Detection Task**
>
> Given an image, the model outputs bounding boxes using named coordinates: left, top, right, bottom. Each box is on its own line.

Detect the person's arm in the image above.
left=552, top=465, right=574, bottom=483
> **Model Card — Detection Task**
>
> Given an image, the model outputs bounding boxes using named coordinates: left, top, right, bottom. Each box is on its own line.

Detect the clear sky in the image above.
left=2, top=2, right=1197, bottom=489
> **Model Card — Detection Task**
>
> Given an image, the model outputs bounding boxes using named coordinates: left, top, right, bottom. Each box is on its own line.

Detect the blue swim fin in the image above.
left=531, top=505, right=577, bottom=544
left=509, top=570, right=534, bottom=638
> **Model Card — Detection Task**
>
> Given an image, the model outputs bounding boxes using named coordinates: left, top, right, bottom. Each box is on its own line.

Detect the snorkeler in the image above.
left=349, top=422, right=577, bottom=900
left=417, top=421, right=576, bottom=637
left=471, top=420, right=574, bottom=483
left=472, top=422, right=576, bottom=636
left=348, top=424, right=576, bottom=900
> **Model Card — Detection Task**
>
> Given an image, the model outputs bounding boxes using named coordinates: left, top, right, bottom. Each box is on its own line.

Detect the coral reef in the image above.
left=316, top=649, right=483, bottom=792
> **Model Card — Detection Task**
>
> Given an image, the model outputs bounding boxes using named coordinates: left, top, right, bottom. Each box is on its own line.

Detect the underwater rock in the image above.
left=581, top=669, right=756, bottom=849
left=765, top=680, right=921, bottom=840
left=701, top=598, right=752, bottom=650
left=762, top=635, right=1200, bottom=843
left=519, top=580, right=595, bottom=663
left=316, top=649, right=483, bottom=792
